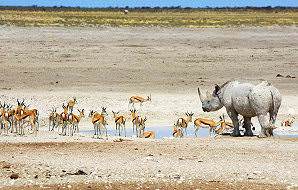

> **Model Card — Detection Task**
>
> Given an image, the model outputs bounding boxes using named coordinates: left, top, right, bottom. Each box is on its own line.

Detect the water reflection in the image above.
left=80, top=126, right=212, bottom=139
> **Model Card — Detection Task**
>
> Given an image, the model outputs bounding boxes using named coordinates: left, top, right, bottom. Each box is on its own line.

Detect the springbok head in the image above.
left=78, top=109, right=85, bottom=117
left=112, top=111, right=120, bottom=117
left=185, top=112, right=194, bottom=122
left=101, top=107, right=108, bottom=116
left=89, top=110, right=95, bottom=117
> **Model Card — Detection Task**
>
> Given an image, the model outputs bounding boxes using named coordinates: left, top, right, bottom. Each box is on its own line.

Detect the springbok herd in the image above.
left=0, top=95, right=296, bottom=138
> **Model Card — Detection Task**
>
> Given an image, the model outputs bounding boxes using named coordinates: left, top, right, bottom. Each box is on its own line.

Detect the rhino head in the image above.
left=198, top=84, right=224, bottom=112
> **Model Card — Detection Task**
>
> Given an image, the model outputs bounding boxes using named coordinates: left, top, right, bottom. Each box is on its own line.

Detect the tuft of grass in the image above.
left=0, top=9, right=297, bottom=27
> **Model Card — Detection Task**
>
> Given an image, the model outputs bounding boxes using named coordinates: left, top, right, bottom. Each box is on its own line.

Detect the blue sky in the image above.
left=0, top=0, right=297, bottom=8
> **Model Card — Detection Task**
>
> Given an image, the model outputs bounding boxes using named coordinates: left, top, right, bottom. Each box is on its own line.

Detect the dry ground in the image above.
left=0, top=137, right=297, bottom=189
left=0, top=26, right=298, bottom=189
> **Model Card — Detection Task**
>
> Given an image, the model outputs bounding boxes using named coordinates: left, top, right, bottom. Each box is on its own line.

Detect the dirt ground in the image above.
left=0, top=26, right=298, bottom=189
left=0, top=26, right=297, bottom=94
left=0, top=137, right=297, bottom=189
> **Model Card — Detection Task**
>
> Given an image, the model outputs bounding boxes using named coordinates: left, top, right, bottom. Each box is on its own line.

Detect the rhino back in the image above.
left=247, top=82, right=274, bottom=115
left=227, top=83, right=257, bottom=117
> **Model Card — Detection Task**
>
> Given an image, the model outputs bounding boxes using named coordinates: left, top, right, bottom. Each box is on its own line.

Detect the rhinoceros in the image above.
left=197, top=81, right=282, bottom=137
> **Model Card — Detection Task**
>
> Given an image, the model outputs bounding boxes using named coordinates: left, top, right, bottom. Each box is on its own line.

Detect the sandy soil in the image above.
left=0, top=26, right=298, bottom=189
left=0, top=137, right=297, bottom=189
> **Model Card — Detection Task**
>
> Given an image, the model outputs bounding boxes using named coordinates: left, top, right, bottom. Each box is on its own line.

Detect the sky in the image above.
left=0, top=0, right=297, bottom=8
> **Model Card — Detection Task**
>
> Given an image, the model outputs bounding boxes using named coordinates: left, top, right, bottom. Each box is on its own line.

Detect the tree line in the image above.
left=0, top=5, right=297, bottom=12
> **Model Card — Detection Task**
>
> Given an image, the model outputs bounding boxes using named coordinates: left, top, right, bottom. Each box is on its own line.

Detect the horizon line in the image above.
left=1, top=5, right=298, bottom=9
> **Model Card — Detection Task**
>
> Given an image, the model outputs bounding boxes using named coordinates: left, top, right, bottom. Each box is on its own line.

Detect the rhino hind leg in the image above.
left=257, top=114, right=271, bottom=138
left=266, top=127, right=274, bottom=137
left=243, top=117, right=254, bottom=136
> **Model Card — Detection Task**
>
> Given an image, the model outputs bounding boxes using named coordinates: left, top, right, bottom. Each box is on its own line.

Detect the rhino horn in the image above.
left=197, top=87, right=205, bottom=101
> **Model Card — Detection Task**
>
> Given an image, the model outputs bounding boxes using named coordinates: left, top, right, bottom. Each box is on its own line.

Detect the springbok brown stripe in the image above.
left=201, top=121, right=212, bottom=125
left=133, top=97, right=143, bottom=101
left=115, top=117, right=121, bottom=123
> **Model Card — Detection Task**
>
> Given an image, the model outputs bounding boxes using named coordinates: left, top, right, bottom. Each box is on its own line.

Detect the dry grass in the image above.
left=0, top=9, right=297, bottom=27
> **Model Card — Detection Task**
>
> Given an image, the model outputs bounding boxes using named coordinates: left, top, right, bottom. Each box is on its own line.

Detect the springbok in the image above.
left=60, top=104, right=70, bottom=135
left=48, top=107, right=59, bottom=131
left=172, top=123, right=183, bottom=138
left=22, top=104, right=39, bottom=131
left=0, top=103, right=13, bottom=134
left=176, top=112, right=194, bottom=135
left=14, top=109, right=38, bottom=136
left=130, top=109, right=139, bottom=134
left=89, top=107, right=108, bottom=138
left=215, top=115, right=234, bottom=134
left=136, top=117, right=147, bottom=138
left=12, top=99, right=25, bottom=134
left=67, top=97, right=77, bottom=113
left=128, top=95, right=151, bottom=109
left=67, top=109, right=85, bottom=136
left=112, top=111, right=126, bottom=137
left=281, top=115, right=295, bottom=127
left=142, top=131, right=155, bottom=138
left=194, top=117, right=219, bottom=137
left=12, top=100, right=39, bottom=136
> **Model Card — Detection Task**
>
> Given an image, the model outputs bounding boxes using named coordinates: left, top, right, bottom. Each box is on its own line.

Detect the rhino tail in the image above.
left=269, top=87, right=282, bottom=124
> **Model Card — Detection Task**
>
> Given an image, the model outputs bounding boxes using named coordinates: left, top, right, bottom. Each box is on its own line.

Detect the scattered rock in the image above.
left=208, top=180, right=220, bottom=183
left=2, top=163, right=12, bottom=169
left=276, top=74, right=296, bottom=78
left=73, top=170, right=87, bottom=175
left=113, top=138, right=123, bottom=142
left=34, top=175, right=38, bottom=179
left=172, top=174, right=181, bottom=179
left=134, top=147, right=138, bottom=150
left=65, top=169, right=88, bottom=176
left=286, top=75, right=296, bottom=78
left=145, top=156, right=154, bottom=161
left=178, top=157, right=185, bottom=160
left=198, top=160, right=203, bottom=162
left=148, top=154, right=153, bottom=156
left=10, top=173, right=19, bottom=179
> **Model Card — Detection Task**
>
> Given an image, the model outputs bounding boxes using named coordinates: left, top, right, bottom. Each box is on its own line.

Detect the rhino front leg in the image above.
left=243, top=117, right=254, bottom=136
left=257, top=114, right=270, bottom=138
left=227, top=110, right=241, bottom=137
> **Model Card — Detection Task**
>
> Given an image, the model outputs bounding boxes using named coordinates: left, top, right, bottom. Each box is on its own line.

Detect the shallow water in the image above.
left=79, top=122, right=298, bottom=139
left=80, top=125, right=213, bottom=139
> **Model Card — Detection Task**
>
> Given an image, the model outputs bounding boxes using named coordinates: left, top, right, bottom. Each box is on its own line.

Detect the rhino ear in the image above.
left=213, top=84, right=220, bottom=96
